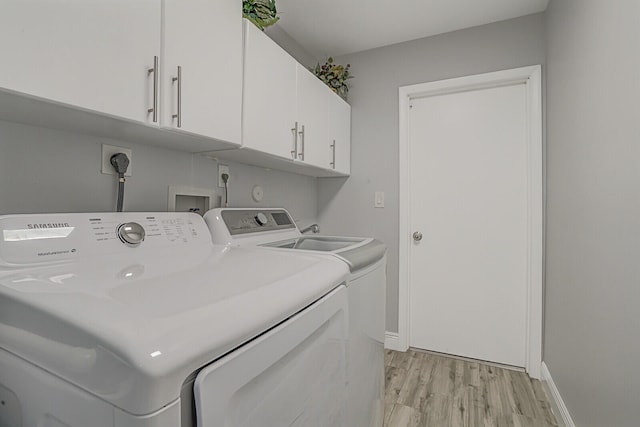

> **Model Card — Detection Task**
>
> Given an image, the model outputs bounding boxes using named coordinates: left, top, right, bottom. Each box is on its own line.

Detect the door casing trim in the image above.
left=398, top=65, right=543, bottom=378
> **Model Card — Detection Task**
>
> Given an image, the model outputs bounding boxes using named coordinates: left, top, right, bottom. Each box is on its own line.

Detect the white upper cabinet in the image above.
left=242, top=19, right=351, bottom=176
left=0, top=0, right=242, bottom=151
left=0, top=1, right=161, bottom=124
left=243, top=20, right=298, bottom=159
left=161, top=0, right=242, bottom=144
left=296, top=65, right=330, bottom=168
left=328, top=95, right=351, bottom=174
left=0, top=4, right=345, bottom=168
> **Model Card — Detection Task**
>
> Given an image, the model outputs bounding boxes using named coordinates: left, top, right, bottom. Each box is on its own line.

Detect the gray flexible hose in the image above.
left=116, top=174, right=125, bottom=212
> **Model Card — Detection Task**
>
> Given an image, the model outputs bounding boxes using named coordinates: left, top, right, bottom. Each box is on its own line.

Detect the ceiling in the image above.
left=272, top=0, right=549, bottom=58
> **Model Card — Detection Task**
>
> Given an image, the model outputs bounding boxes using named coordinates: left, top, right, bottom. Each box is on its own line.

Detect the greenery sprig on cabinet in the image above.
left=242, top=0, right=279, bottom=30
left=311, top=57, right=352, bottom=101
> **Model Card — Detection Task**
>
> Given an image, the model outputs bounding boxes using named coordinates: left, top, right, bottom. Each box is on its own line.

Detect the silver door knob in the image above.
left=413, top=231, right=423, bottom=242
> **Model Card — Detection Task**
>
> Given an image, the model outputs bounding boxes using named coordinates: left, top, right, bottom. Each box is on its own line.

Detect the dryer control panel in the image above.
left=0, top=212, right=211, bottom=266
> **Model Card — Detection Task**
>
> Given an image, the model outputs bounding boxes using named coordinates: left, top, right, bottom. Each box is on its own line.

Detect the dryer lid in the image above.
left=0, top=212, right=349, bottom=415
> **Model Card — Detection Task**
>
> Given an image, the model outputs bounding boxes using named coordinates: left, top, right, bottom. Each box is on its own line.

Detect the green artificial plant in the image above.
left=311, top=57, right=353, bottom=101
left=243, top=0, right=279, bottom=30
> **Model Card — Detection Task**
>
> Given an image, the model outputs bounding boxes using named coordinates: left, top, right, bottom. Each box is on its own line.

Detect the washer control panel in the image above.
left=220, top=209, right=296, bottom=235
left=0, top=212, right=211, bottom=266
left=254, top=213, right=268, bottom=226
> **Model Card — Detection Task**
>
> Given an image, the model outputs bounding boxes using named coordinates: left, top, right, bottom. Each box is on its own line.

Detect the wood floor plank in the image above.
left=413, top=356, right=450, bottom=413
left=385, top=349, right=395, bottom=367
left=497, top=369, right=520, bottom=415
left=508, top=370, right=542, bottom=419
left=396, top=357, right=424, bottom=407
left=430, top=356, right=456, bottom=396
left=384, top=350, right=558, bottom=427
left=385, top=365, right=409, bottom=404
left=464, top=360, right=481, bottom=388
left=529, top=377, right=547, bottom=402
left=389, top=349, right=418, bottom=370
left=422, top=393, right=452, bottom=426
left=512, top=413, right=557, bottom=427
left=450, top=385, right=478, bottom=427
left=384, top=404, right=424, bottom=427
left=383, top=402, right=396, bottom=426
left=490, top=414, right=516, bottom=427
left=400, top=355, right=436, bottom=412
left=530, top=379, right=559, bottom=426
left=486, top=373, right=509, bottom=417
left=452, top=358, right=466, bottom=399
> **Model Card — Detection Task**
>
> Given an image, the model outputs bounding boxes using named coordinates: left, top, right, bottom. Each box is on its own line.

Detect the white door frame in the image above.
left=397, top=65, right=543, bottom=378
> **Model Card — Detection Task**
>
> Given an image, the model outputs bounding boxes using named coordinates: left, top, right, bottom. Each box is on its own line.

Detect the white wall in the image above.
left=317, top=13, right=547, bottom=333
left=544, top=1, right=640, bottom=425
left=0, top=120, right=317, bottom=224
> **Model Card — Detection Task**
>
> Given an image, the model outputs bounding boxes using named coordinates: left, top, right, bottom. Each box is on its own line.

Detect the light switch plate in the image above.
left=374, top=191, right=385, bottom=208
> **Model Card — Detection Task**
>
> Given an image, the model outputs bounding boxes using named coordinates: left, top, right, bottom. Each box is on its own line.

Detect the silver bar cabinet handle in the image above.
left=298, top=125, right=305, bottom=161
left=291, top=121, right=298, bottom=159
left=172, top=65, right=182, bottom=128
left=330, top=140, right=336, bottom=169
left=147, top=56, right=159, bottom=123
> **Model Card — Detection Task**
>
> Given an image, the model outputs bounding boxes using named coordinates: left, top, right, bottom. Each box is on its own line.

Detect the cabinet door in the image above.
left=329, top=94, right=351, bottom=174
left=162, top=0, right=241, bottom=144
left=243, top=20, right=297, bottom=159
left=296, top=66, right=329, bottom=168
left=0, top=1, right=160, bottom=124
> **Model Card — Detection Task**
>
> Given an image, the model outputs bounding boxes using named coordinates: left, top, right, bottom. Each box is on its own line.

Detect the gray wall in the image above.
left=265, top=24, right=318, bottom=69
left=544, top=1, right=640, bottom=426
left=317, top=13, right=547, bottom=333
left=0, top=120, right=317, bottom=224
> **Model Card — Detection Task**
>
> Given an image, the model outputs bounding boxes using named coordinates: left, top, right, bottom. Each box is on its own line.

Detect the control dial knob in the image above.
left=117, top=222, right=145, bottom=246
left=255, top=213, right=268, bottom=226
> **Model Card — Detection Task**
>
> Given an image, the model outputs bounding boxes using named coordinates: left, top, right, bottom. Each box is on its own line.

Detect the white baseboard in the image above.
left=384, top=332, right=402, bottom=351
left=541, top=362, right=575, bottom=427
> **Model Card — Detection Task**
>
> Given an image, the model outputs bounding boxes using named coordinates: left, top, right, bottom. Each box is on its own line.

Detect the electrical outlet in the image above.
left=218, top=164, right=229, bottom=187
left=101, top=144, right=133, bottom=177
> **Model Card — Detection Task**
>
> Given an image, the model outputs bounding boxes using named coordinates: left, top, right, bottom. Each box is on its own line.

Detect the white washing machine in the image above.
left=0, top=212, right=350, bottom=427
left=204, top=208, right=387, bottom=427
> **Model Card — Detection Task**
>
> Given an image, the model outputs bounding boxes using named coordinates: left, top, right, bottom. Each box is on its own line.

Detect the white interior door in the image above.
left=408, top=83, right=528, bottom=367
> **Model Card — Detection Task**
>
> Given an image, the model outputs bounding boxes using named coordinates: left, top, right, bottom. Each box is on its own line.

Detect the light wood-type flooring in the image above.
left=384, top=349, right=558, bottom=427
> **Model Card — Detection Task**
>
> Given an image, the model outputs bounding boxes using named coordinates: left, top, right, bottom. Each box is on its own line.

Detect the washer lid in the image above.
left=262, top=237, right=387, bottom=272
left=205, top=208, right=387, bottom=271
left=0, top=213, right=349, bottom=416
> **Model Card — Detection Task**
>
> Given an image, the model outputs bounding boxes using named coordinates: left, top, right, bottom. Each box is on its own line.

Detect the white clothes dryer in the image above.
left=204, top=208, right=387, bottom=427
left=0, top=212, right=349, bottom=427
